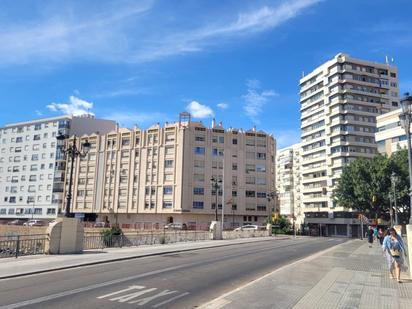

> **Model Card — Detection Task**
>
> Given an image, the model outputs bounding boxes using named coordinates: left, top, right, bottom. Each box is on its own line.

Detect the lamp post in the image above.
left=210, top=177, right=222, bottom=221
left=391, top=172, right=398, bottom=225
left=399, top=92, right=412, bottom=224
left=56, top=133, right=91, bottom=217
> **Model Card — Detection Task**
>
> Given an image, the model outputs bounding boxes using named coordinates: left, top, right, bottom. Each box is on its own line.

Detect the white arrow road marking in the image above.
left=97, top=285, right=145, bottom=299
left=129, top=289, right=178, bottom=305
left=0, top=262, right=200, bottom=309
left=111, top=288, right=157, bottom=303
left=152, top=292, right=190, bottom=308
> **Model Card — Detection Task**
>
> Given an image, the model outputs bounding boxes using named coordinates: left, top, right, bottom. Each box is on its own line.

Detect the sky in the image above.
left=0, top=0, right=412, bottom=148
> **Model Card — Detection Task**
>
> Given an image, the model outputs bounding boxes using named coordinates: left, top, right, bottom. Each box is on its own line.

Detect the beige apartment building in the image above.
left=300, top=53, right=400, bottom=236
left=63, top=115, right=276, bottom=229
left=275, top=143, right=303, bottom=227
left=376, top=109, right=407, bottom=156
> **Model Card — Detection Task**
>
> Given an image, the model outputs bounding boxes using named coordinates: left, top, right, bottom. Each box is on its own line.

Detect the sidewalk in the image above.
left=201, top=240, right=412, bottom=309
left=0, top=236, right=281, bottom=280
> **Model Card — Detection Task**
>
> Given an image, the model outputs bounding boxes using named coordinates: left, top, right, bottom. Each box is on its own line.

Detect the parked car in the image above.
left=164, top=223, right=187, bottom=230
left=93, top=222, right=110, bottom=228
left=7, top=219, right=26, bottom=225
left=234, top=225, right=259, bottom=231
left=23, top=220, right=46, bottom=227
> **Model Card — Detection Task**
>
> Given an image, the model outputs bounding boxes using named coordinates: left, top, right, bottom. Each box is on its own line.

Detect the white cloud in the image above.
left=47, top=96, right=94, bottom=116
left=274, top=129, right=301, bottom=149
left=187, top=101, right=214, bottom=119
left=35, top=110, right=43, bottom=116
left=0, top=0, right=321, bottom=65
left=103, top=111, right=168, bottom=128
left=242, top=80, right=277, bottom=123
left=217, top=103, right=229, bottom=109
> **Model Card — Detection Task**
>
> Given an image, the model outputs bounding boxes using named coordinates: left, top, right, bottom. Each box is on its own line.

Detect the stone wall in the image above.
left=0, top=225, right=48, bottom=236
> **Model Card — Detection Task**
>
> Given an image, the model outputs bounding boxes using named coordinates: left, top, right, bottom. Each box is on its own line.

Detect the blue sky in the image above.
left=0, top=0, right=412, bottom=148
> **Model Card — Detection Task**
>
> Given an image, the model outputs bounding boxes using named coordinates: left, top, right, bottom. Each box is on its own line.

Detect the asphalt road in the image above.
left=0, top=237, right=346, bottom=309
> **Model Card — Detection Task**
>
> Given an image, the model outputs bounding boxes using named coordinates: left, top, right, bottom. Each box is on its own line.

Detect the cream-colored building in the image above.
left=376, top=109, right=407, bottom=156
left=300, top=53, right=400, bottom=236
left=64, top=115, right=276, bottom=229
left=276, top=143, right=303, bottom=226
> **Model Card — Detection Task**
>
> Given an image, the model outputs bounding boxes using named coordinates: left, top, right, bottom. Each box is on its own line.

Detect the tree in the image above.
left=333, top=149, right=410, bottom=223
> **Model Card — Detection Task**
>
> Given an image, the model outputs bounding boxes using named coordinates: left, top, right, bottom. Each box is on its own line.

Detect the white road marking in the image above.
left=97, top=285, right=144, bottom=299
left=111, top=288, right=157, bottom=303
left=152, top=292, right=190, bottom=308
left=128, top=289, right=177, bottom=305
left=0, top=262, right=199, bottom=309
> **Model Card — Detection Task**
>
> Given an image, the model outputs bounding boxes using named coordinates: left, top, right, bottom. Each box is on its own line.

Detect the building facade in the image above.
left=275, top=143, right=303, bottom=226
left=376, top=109, right=406, bottom=156
left=64, top=117, right=276, bottom=229
left=0, top=115, right=116, bottom=220
left=299, top=53, right=400, bottom=236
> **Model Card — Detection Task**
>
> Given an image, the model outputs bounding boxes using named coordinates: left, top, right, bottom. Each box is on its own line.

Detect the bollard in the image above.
left=15, top=235, right=20, bottom=258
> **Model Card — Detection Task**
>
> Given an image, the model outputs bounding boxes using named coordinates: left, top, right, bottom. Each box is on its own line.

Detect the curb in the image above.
left=198, top=239, right=352, bottom=309
left=0, top=236, right=289, bottom=280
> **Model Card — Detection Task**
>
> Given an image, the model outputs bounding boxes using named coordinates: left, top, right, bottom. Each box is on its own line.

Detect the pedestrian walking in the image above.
left=373, top=226, right=378, bottom=242
left=377, top=228, right=384, bottom=245
left=367, top=226, right=374, bottom=248
left=382, top=227, right=407, bottom=283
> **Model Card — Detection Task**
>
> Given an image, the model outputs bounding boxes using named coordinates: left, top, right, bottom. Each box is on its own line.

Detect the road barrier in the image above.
left=0, top=234, right=48, bottom=258
left=84, top=230, right=211, bottom=249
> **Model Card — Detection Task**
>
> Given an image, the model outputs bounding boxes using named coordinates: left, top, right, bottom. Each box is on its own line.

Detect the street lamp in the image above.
left=391, top=172, right=398, bottom=225
left=210, top=177, right=222, bottom=221
left=399, top=92, right=412, bottom=224
left=56, top=133, right=91, bottom=217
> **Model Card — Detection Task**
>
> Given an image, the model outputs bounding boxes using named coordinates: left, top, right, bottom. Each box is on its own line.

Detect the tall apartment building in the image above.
left=0, top=115, right=116, bottom=220
left=64, top=116, right=276, bottom=229
left=375, top=109, right=406, bottom=156
left=299, top=53, right=400, bottom=236
left=276, top=143, right=303, bottom=226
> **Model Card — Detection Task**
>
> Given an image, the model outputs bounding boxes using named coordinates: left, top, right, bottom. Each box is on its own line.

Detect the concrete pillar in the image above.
left=45, top=218, right=84, bottom=254
left=210, top=221, right=222, bottom=240
left=266, top=223, right=272, bottom=236
left=406, top=224, right=412, bottom=279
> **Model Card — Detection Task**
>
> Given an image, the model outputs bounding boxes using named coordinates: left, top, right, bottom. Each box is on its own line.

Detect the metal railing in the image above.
left=0, top=234, right=48, bottom=258
left=84, top=230, right=211, bottom=250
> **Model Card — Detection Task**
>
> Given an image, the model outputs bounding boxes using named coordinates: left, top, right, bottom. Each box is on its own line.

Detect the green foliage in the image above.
left=100, top=226, right=123, bottom=247
left=333, top=149, right=410, bottom=223
left=271, top=215, right=292, bottom=234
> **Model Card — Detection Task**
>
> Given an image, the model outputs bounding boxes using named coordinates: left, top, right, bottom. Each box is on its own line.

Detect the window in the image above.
left=232, top=163, right=237, bottom=171
left=194, top=147, right=205, bottom=155
left=257, top=192, right=266, bottom=198
left=33, top=134, right=41, bottom=141
left=194, top=160, right=205, bottom=168
left=246, top=190, right=255, bottom=197
left=165, top=146, right=174, bottom=155
left=193, top=201, right=204, bottom=209
left=256, top=164, right=266, bottom=172
left=163, top=186, right=173, bottom=195
left=257, top=153, right=266, bottom=160
left=165, top=160, right=174, bottom=168
left=29, top=175, right=37, bottom=182
left=232, top=138, right=237, bottom=145
left=195, top=136, right=205, bottom=142
left=219, top=136, right=224, bottom=143
left=193, top=187, right=204, bottom=195
left=163, top=202, right=173, bottom=209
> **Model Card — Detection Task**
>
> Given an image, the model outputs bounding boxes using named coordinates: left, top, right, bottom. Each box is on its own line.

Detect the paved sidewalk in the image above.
left=201, top=240, right=412, bottom=309
left=0, top=236, right=283, bottom=279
